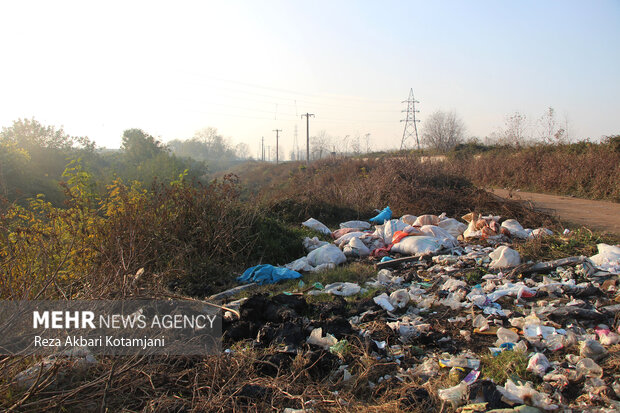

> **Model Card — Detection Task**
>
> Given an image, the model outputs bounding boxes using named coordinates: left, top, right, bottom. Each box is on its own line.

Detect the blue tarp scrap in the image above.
left=237, top=264, right=302, bottom=285
left=369, top=206, right=392, bottom=224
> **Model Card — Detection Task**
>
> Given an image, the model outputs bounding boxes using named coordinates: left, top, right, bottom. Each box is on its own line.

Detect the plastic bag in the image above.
left=420, top=225, right=458, bottom=248
left=369, top=206, right=392, bottom=224
left=307, top=244, right=347, bottom=267
left=496, top=327, right=519, bottom=345
left=238, top=264, right=302, bottom=285
left=400, top=214, right=417, bottom=225
left=285, top=256, right=314, bottom=272
left=339, top=220, right=371, bottom=230
left=390, top=236, right=443, bottom=256
left=437, top=218, right=468, bottom=238
left=373, top=293, right=395, bottom=311
left=580, top=339, right=608, bottom=361
left=343, top=237, right=370, bottom=257
left=389, top=289, right=410, bottom=308
left=527, top=353, right=550, bottom=377
left=589, top=243, right=620, bottom=274
left=302, top=218, right=332, bottom=235
left=307, top=328, right=338, bottom=350
left=413, top=214, right=440, bottom=227
left=501, top=219, right=529, bottom=239
left=303, top=236, right=329, bottom=252
left=576, top=357, right=603, bottom=378
left=489, top=246, right=521, bottom=268
left=324, top=282, right=361, bottom=296
left=334, top=231, right=366, bottom=247
left=438, top=382, right=467, bottom=407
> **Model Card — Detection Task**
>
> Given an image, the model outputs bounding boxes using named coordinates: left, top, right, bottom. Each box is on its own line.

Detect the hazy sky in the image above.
left=1, top=0, right=618, bottom=156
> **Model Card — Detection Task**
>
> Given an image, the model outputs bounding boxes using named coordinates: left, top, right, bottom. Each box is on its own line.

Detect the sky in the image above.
left=1, top=0, right=619, bottom=157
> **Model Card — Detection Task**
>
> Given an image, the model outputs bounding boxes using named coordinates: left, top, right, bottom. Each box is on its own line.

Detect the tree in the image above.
left=500, top=112, right=530, bottom=147
left=121, top=128, right=165, bottom=162
left=234, top=142, right=250, bottom=160
left=537, top=107, right=565, bottom=144
left=422, top=110, right=465, bottom=152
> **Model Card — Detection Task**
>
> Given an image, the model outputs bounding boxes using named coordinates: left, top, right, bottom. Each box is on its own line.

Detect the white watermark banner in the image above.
left=0, top=300, right=222, bottom=355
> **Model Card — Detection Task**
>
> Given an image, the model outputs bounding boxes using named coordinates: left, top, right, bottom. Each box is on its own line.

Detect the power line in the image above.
left=400, top=88, right=421, bottom=150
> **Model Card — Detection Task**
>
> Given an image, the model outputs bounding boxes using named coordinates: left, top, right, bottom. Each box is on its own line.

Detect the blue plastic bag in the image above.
left=369, top=206, right=392, bottom=224
left=237, top=264, right=302, bottom=285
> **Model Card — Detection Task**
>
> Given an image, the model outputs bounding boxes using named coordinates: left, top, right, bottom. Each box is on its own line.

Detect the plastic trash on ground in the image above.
left=307, top=244, right=347, bottom=267
left=527, top=353, right=550, bottom=377
left=501, top=219, right=530, bottom=239
left=400, top=214, right=417, bottom=225
left=576, top=357, right=603, bottom=378
left=373, top=293, right=395, bottom=312
left=389, top=289, right=410, bottom=308
left=238, top=264, right=302, bottom=285
left=580, top=339, right=608, bottom=361
left=334, top=231, right=366, bottom=247
left=369, top=206, right=392, bottom=224
left=343, top=237, right=370, bottom=257
left=589, top=243, right=620, bottom=274
left=324, top=282, right=361, bottom=296
left=302, top=217, right=332, bottom=236
left=391, top=236, right=443, bottom=256
left=339, top=220, right=371, bottom=230
left=419, top=225, right=458, bottom=248
left=496, top=327, right=519, bottom=346
left=489, top=246, right=521, bottom=268
left=530, top=228, right=553, bottom=238
left=437, top=218, right=468, bottom=238
left=413, top=214, right=440, bottom=227
left=496, top=379, right=558, bottom=410
left=303, top=236, right=329, bottom=252
left=307, top=327, right=338, bottom=350
left=438, top=382, right=468, bottom=408
left=285, top=256, right=314, bottom=272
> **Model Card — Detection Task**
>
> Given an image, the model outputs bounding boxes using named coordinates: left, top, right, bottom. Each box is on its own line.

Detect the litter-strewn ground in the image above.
left=2, top=211, right=619, bottom=412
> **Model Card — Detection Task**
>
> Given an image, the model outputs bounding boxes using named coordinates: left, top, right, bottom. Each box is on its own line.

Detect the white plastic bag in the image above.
left=307, top=244, right=347, bottom=267
left=419, top=225, right=458, bottom=248
left=390, top=236, right=443, bottom=256
left=339, top=220, right=371, bottom=230
left=302, top=218, right=332, bottom=236
left=589, top=243, right=620, bottom=274
left=437, top=218, right=467, bottom=238
left=373, top=293, right=395, bottom=311
left=489, top=246, right=521, bottom=268
left=285, top=256, right=314, bottom=272
left=303, top=236, right=329, bottom=252
left=501, top=219, right=529, bottom=239
left=343, top=237, right=370, bottom=257
left=324, top=282, right=361, bottom=296
left=307, top=328, right=338, bottom=349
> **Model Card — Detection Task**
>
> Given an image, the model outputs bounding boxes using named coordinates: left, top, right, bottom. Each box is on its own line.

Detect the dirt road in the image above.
left=489, top=188, right=620, bottom=235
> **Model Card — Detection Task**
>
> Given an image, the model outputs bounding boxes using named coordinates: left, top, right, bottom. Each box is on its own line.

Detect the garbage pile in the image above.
left=227, top=207, right=620, bottom=412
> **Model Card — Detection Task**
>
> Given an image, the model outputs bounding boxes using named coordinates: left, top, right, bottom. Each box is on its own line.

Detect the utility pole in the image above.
left=301, top=113, right=314, bottom=164
left=261, top=136, right=265, bottom=161
left=400, top=88, right=421, bottom=151
left=273, top=129, right=282, bottom=164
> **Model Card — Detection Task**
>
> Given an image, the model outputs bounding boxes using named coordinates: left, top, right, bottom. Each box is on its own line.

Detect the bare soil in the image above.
left=490, top=188, right=620, bottom=235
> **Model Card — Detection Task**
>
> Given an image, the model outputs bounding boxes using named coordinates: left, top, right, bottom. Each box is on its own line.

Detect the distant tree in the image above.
left=422, top=110, right=465, bottom=152
left=121, top=128, right=165, bottom=162
left=1, top=117, right=94, bottom=151
left=500, top=112, right=530, bottom=147
left=537, top=107, right=565, bottom=144
left=234, top=142, right=250, bottom=160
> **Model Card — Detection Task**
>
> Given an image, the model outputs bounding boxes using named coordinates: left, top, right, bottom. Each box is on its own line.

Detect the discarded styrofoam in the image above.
left=324, top=282, right=361, bottom=296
